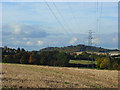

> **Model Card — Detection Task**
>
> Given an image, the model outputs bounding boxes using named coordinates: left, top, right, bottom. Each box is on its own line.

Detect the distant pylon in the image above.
left=88, top=30, right=93, bottom=46
left=88, top=30, right=94, bottom=68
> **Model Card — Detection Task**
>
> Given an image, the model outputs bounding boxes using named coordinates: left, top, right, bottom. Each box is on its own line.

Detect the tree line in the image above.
left=2, top=46, right=120, bottom=70
left=70, top=52, right=120, bottom=70
left=2, top=47, right=70, bottom=67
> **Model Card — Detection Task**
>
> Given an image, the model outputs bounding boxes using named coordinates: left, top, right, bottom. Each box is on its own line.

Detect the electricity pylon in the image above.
left=88, top=30, right=94, bottom=68
left=88, top=30, right=93, bottom=46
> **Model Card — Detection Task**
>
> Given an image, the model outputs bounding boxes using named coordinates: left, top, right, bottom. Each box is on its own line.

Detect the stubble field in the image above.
left=1, top=63, right=118, bottom=88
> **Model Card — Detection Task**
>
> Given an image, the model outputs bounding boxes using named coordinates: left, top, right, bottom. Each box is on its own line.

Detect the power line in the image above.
left=44, top=0, right=72, bottom=47
left=52, top=2, right=79, bottom=45
left=52, top=2, right=74, bottom=37
left=67, top=2, right=81, bottom=32
left=95, top=2, right=103, bottom=47
left=96, top=1, right=99, bottom=33
left=44, top=0, right=70, bottom=35
left=97, top=2, right=103, bottom=47
left=67, top=2, right=85, bottom=45
left=98, top=2, right=103, bottom=34
left=96, top=2, right=103, bottom=32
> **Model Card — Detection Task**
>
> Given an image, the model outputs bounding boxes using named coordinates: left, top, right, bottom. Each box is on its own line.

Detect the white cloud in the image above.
left=69, top=37, right=77, bottom=44
left=26, top=41, right=34, bottom=46
left=37, top=40, right=43, bottom=46
left=92, top=37, right=100, bottom=44
left=112, top=37, right=118, bottom=43
left=9, top=24, right=21, bottom=34
left=23, top=37, right=27, bottom=40
left=7, top=23, right=21, bottom=34
left=24, top=31, right=30, bottom=34
left=13, top=41, right=21, bottom=45
left=85, top=37, right=101, bottom=45
left=10, top=37, right=15, bottom=40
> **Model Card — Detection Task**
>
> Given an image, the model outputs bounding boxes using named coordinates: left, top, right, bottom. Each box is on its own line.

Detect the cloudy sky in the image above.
left=2, top=2, right=118, bottom=50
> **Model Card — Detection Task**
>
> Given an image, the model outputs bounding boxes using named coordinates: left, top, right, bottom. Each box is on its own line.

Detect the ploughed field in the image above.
left=2, top=63, right=118, bottom=88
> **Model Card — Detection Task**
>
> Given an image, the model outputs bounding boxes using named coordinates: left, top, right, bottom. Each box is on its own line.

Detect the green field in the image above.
left=69, top=60, right=97, bottom=65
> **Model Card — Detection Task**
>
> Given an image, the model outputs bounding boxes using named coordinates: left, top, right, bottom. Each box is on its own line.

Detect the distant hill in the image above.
left=1, top=44, right=119, bottom=53
left=40, top=44, right=119, bottom=53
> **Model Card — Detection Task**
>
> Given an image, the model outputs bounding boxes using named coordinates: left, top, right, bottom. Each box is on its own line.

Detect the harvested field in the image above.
left=1, top=63, right=118, bottom=88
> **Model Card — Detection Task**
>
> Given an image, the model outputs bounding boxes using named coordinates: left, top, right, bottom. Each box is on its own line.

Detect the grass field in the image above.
left=69, top=60, right=97, bottom=65
left=2, top=63, right=118, bottom=88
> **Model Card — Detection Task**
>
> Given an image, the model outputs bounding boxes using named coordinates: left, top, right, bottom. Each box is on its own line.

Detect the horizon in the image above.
left=1, top=44, right=119, bottom=52
left=2, top=2, right=118, bottom=51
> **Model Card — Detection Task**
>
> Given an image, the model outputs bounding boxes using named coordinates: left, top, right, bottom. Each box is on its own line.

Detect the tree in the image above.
left=96, top=57, right=104, bottom=68
left=20, top=54, right=29, bottom=64
left=13, top=54, right=19, bottom=63
left=100, top=56, right=111, bottom=69
left=112, top=62, right=118, bottom=70
left=39, top=53, right=46, bottom=65
left=17, top=48, right=20, bottom=53
left=4, top=46, right=7, bottom=50
left=21, top=48, right=25, bottom=52
left=3, top=55, right=14, bottom=63
left=29, top=54, right=38, bottom=64
left=38, top=51, right=70, bottom=67
left=56, top=52, right=70, bottom=66
left=13, top=52, right=23, bottom=63
left=89, top=54, right=97, bottom=61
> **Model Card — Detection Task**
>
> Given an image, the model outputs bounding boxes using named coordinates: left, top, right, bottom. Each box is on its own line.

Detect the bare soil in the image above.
left=1, top=63, right=118, bottom=88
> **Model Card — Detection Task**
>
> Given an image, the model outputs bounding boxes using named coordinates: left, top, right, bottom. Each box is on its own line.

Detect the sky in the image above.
left=1, top=2, right=118, bottom=51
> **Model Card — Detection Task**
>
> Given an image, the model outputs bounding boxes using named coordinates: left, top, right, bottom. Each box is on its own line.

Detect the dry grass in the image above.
left=1, top=63, right=118, bottom=88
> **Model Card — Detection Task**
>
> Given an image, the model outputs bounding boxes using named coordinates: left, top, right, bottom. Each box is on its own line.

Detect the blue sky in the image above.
left=2, top=2, right=118, bottom=50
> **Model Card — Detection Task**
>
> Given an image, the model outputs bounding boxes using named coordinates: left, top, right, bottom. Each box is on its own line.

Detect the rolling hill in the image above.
left=39, top=44, right=119, bottom=53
